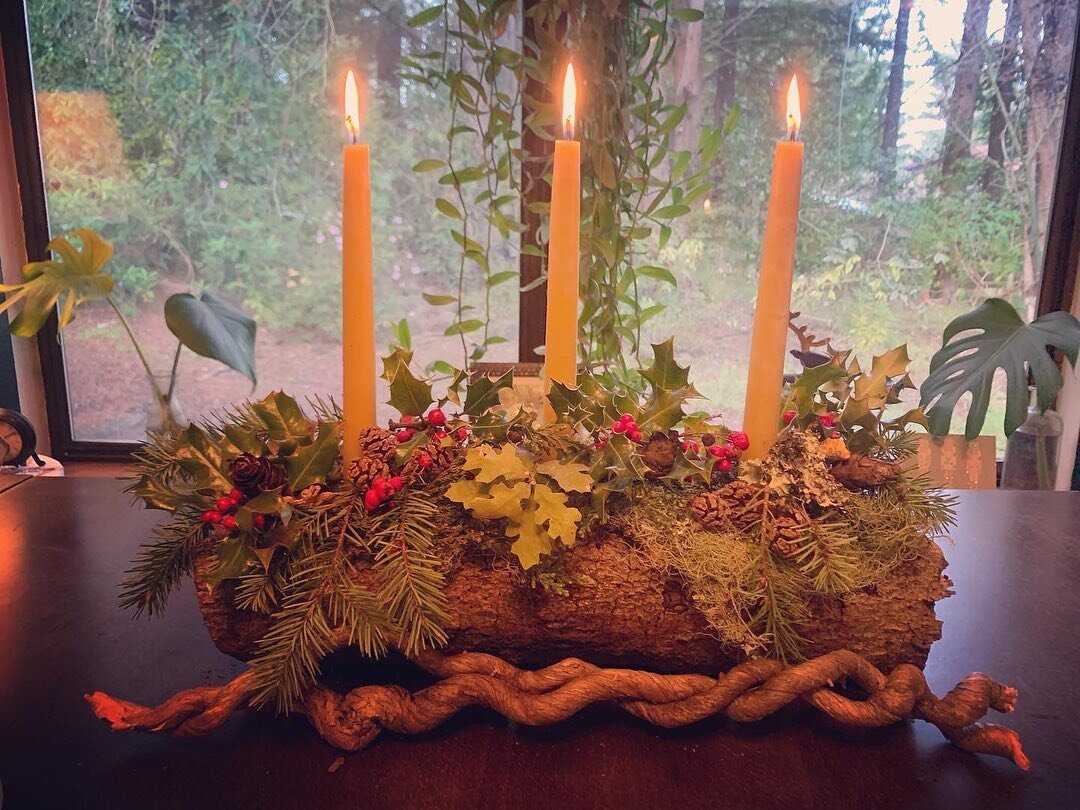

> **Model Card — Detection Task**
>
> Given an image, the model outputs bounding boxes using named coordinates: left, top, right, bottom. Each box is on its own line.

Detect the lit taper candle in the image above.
left=341, top=69, right=376, bottom=465
left=742, top=75, right=805, bottom=459
left=543, top=62, right=581, bottom=421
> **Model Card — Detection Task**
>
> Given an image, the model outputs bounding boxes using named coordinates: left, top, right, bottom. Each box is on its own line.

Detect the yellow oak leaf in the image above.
left=505, top=502, right=552, bottom=569
left=535, top=460, right=593, bottom=493
left=462, top=443, right=529, bottom=484
left=532, top=483, right=581, bottom=547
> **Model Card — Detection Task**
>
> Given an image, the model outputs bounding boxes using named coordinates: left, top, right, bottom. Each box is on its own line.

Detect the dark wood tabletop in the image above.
left=1, top=477, right=1078, bottom=809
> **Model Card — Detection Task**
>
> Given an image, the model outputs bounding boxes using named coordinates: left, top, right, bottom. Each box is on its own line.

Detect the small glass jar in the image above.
left=1000, top=387, right=1063, bottom=490
left=144, top=372, right=188, bottom=435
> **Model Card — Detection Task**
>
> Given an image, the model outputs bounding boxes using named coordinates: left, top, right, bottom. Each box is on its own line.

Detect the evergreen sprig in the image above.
left=118, top=519, right=203, bottom=617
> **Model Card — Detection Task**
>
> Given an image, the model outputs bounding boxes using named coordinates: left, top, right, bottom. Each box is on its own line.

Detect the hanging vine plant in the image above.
left=402, top=0, right=729, bottom=376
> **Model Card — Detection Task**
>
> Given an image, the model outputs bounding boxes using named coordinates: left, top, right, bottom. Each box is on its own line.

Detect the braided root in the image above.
left=86, top=649, right=1028, bottom=769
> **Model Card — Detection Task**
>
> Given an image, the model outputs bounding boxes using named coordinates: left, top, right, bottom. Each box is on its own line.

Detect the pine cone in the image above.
left=690, top=480, right=756, bottom=531
left=229, top=453, right=288, bottom=497
left=284, top=484, right=337, bottom=508
left=357, top=427, right=397, bottom=463
left=347, top=455, right=391, bottom=490
left=405, top=440, right=462, bottom=478
left=769, top=514, right=808, bottom=559
left=642, top=432, right=678, bottom=475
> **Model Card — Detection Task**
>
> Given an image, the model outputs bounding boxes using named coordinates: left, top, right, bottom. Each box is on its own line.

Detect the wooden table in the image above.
left=1, top=478, right=1077, bottom=809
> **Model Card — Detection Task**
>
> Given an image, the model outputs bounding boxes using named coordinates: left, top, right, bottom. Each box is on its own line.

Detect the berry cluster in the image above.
left=610, top=413, right=643, bottom=443
left=364, top=474, right=405, bottom=511
left=201, top=487, right=266, bottom=532
left=395, top=408, right=470, bottom=445
left=783, top=409, right=840, bottom=437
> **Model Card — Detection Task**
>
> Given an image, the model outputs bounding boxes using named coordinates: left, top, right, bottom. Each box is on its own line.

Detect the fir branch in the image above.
left=790, top=520, right=860, bottom=594
left=235, top=566, right=287, bottom=614
left=119, top=521, right=203, bottom=618
left=371, top=489, right=450, bottom=656
left=746, top=546, right=809, bottom=664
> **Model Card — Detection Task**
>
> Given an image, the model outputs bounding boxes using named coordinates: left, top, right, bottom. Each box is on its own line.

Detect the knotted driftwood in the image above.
left=86, top=645, right=1028, bottom=769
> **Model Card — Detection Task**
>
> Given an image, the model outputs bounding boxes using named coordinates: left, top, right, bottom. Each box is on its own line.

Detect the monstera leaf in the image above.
left=0, top=229, right=114, bottom=336
left=920, top=298, right=1080, bottom=440
left=165, top=292, right=257, bottom=388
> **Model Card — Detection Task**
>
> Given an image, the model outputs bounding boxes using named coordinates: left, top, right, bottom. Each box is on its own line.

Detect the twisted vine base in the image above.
left=85, top=648, right=1029, bottom=769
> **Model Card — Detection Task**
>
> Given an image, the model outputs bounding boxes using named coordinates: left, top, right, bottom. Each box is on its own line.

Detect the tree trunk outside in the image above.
left=941, top=0, right=991, bottom=177
left=671, top=0, right=706, bottom=156
left=983, top=0, right=1021, bottom=195
left=880, top=0, right=913, bottom=187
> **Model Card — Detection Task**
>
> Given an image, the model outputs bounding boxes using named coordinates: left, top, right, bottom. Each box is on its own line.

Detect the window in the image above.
left=7, top=0, right=1080, bottom=455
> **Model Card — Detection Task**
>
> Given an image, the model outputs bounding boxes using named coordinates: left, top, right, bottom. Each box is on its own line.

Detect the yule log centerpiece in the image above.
left=87, top=332, right=1027, bottom=769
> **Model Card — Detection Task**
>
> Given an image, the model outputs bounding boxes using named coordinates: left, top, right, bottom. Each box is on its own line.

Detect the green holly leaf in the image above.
left=851, top=345, right=911, bottom=410
left=381, top=348, right=434, bottom=416
left=462, top=370, right=514, bottom=416
left=208, top=536, right=252, bottom=585
left=285, top=422, right=340, bottom=491
left=223, top=423, right=265, bottom=456
left=788, top=357, right=849, bottom=417
left=174, top=424, right=232, bottom=491
left=535, top=459, right=593, bottom=493
left=920, top=298, right=1080, bottom=439
left=127, top=473, right=194, bottom=512
left=639, top=337, right=692, bottom=392
left=441, top=366, right=469, bottom=407
left=253, top=392, right=314, bottom=443
left=461, top=443, right=529, bottom=484
left=0, top=228, right=114, bottom=336
left=663, top=451, right=716, bottom=486
left=637, top=339, right=701, bottom=430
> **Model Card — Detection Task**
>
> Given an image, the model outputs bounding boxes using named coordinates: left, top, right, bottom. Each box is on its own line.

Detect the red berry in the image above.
left=708, top=445, right=724, bottom=458
left=253, top=515, right=266, bottom=529
left=783, top=411, right=797, bottom=424
left=619, top=413, right=634, bottom=424
left=389, top=476, right=405, bottom=491
left=221, top=515, right=238, bottom=530
left=228, top=487, right=244, bottom=501
left=201, top=510, right=217, bottom=524
left=418, top=453, right=433, bottom=469
left=595, top=439, right=607, bottom=450
left=396, top=429, right=414, bottom=444
left=364, top=490, right=382, bottom=511
left=723, top=443, right=740, bottom=459
left=819, top=413, right=837, bottom=428
left=401, top=414, right=415, bottom=423
left=628, top=429, right=642, bottom=443
left=208, top=511, right=224, bottom=524
left=680, top=440, right=691, bottom=451
left=427, top=408, right=446, bottom=426
left=433, top=430, right=448, bottom=440
left=718, top=458, right=734, bottom=473
left=729, top=431, right=750, bottom=451
left=216, top=496, right=234, bottom=513
left=455, top=427, right=469, bottom=441
left=611, top=421, right=627, bottom=434
left=372, top=476, right=388, bottom=495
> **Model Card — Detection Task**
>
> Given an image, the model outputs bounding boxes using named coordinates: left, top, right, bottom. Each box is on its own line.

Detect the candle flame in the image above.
left=344, top=70, right=361, bottom=141
left=786, top=75, right=801, bottom=140
left=562, top=62, right=577, bottom=140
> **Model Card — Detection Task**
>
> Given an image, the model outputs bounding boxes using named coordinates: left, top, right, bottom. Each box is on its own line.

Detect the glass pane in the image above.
left=28, top=2, right=517, bottom=441
left=640, top=0, right=1075, bottom=454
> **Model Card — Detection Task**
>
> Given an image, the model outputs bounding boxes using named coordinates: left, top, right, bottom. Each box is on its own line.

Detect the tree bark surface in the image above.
left=194, top=530, right=952, bottom=675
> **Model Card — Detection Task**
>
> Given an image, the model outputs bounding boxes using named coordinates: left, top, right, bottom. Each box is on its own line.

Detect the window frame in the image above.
left=4, top=0, right=1080, bottom=461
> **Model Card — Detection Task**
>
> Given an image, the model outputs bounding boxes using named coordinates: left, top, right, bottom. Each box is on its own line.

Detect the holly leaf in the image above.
left=851, top=345, right=911, bottom=410
left=0, top=228, right=114, bottom=336
left=535, top=460, right=593, bottom=493
left=127, top=473, right=194, bottom=512
left=253, top=392, right=314, bottom=443
left=462, top=370, right=514, bottom=417
left=663, top=451, right=716, bottom=486
left=223, top=423, right=265, bottom=456
left=208, top=537, right=252, bottom=585
left=381, top=348, right=434, bottom=416
left=637, top=339, right=700, bottom=430
left=285, top=422, right=340, bottom=491
left=639, top=337, right=691, bottom=392
left=920, top=298, right=1080, bottom=439
left=788, top=357, right=848, bottom=417
left=174, top=424, right=232, bottom=491
left=461, top=443, right=529, bottom=484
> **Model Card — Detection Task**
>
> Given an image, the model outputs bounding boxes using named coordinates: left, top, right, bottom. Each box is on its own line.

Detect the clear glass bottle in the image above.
left=144, top=372, right=188, bottom=435
left=1000, top=387, right=1063, bottom=490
